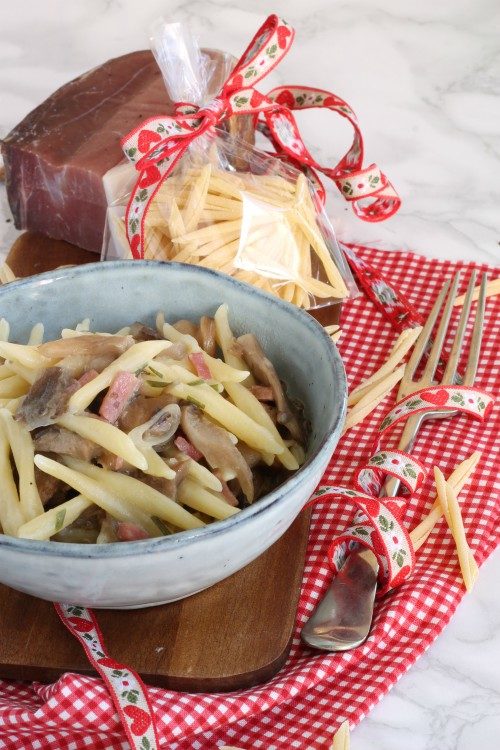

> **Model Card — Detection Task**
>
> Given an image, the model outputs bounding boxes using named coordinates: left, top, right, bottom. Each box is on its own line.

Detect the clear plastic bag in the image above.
left=102, top=20, right=356, bottom=311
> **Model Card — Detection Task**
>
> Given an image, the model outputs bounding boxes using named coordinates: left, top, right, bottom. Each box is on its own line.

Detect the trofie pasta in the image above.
left=0, top=306, right=306, bottom=544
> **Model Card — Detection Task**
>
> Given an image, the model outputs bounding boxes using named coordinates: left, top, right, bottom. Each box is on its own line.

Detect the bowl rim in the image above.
left=0, top=259, right=347, bottom=559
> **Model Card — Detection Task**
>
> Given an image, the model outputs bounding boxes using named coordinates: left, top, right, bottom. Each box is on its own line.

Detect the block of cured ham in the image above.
left=2, top=49, right=247, bottom=253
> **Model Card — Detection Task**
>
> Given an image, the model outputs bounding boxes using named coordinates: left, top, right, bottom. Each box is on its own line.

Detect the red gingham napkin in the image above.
left=0, top=248, right=498, bottom=750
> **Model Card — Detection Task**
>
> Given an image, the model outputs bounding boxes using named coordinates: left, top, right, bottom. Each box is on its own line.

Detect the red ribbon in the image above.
left=309, top=383, right=494, bottom=595
left=121, top=14, right=401, bottom=259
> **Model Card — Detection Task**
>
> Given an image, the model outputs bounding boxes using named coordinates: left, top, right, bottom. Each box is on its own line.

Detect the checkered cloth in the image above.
left=0, top=248, right=498, bottom=750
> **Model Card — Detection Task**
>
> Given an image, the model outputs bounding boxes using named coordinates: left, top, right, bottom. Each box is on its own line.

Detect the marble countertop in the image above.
left=0, top=0, right=499, bottom=748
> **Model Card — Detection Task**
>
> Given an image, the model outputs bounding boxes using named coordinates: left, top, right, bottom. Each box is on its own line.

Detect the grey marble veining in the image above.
left=0, top=0, right=499, bottom=747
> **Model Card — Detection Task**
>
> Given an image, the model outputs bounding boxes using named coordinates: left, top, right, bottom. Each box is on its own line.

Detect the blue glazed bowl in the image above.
left=0, top=261, right=346, bottom=608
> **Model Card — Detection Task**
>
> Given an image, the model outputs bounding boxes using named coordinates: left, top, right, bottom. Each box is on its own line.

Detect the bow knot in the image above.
left=121, top=14, right=401, bottom=259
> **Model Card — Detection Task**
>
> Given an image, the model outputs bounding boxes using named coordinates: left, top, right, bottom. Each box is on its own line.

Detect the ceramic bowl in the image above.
left=0, top=261, right=346, bottom=608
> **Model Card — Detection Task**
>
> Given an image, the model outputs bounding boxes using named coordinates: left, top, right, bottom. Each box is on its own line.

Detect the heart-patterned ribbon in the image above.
left=121, top=14, right=400, bottom=259
left=309, top=384, right=494, bottom=595
left=340, top=243, right=426, bottom=331
left=55, top=604, right=159, bottom=749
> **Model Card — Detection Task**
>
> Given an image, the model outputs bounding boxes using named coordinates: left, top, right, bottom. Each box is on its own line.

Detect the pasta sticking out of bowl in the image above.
left=0, top=305, right=306, bottom=544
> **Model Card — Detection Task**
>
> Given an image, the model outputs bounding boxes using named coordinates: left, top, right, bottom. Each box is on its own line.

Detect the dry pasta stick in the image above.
left=182, top=163, right=211, bottom=231
left=331, top=720, right=350, bottom=750
left=434, top=466, right=479, bottom=591
left=410, top=451, right=481, bottom=551
left=348, top=327, right=423, bottom=406
left=324, top=324, right=342, bottom=342
left=113, top=215, right=134, bottom=258
left=64, top=457, right=204, bottom=530
left=178, top=478, right=239, bottom=520
left=293, top=283, right=310, bottom=309
left=57, top=414, right=148, bottom=471
left=168, top=382, right=284, bottom=456
left=166, top=199, right=186, bottom=239
left=34, top=455, right=160, bottom=536
left=280, top=282, right=295, bottom=303
left=300, top=275, right=339, bottom=299
left=294, top=176, right=315, bottom=302
left=0, top=408, right=43, bottom=520
left=343, top=364, right=406, bottom=435
left=201, top=208, right=242, bottom=222
left=144, top=226, right=168, bottom=260
left=349, top=364, right=406, bottom=412
left=209, top=173, right=244, bottom=199
left=17, top=495, right=93, bottom=541
left=197, top=240, right=239, bottom=268
left=173, top=218, right=242, bottom=246
left=294, top=174, right=348, bottom=295
left=68, top=340, right=171, bottom=413
left=0, top=420, right=25, bottom=535
left=292, top=211, right=347, bottom=297
left=223, top=381, right=298, bottom=471
left=189, top=232, right=240, bottom=258
left=454, top=278, right=500, bottom=306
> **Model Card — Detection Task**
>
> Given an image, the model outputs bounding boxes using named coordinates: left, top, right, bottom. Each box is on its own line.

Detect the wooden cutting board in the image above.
left=0, top=232, right=316, bottom=693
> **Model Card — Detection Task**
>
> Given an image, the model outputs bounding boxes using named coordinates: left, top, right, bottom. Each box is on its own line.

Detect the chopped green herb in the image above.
left=151, top=516, right=171, bottom=535
left=186, top=395, right=206, bottom=409
left=145, top=365, right=163, bottom=378
left=146, top=380, right=166, bottom=388
left=188, top=379, right=203, bottom=386
left=54, top=509, right=66, bottom=532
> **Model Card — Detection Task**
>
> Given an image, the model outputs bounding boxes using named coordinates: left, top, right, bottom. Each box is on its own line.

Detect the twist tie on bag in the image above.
left=308, top=384, right=494, bottom=596
left=121, top=14, right=401, bottom=259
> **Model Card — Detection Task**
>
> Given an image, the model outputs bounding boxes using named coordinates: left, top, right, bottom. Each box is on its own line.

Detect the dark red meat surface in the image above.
left=1, top=51, right=175, bottom=252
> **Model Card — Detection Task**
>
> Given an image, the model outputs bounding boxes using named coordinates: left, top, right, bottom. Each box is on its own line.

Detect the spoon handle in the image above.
left=302, top=415, right=424, bottom=651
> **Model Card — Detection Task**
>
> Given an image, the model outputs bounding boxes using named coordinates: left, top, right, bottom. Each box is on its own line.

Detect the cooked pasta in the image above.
left=0, top=306, right=306, bottom=544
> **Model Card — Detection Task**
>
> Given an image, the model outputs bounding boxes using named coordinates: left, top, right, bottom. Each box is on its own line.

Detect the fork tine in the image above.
left=421, top=271, right=461, bottom=383
left=402, top=277, right=452, bottom=384
left=442, top=270, right=476, bottom=384
left=463, top=272, right=488, bottom=385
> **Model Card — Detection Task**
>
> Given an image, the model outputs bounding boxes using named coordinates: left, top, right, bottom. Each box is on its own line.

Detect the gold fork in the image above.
left=301, top=270, right=488, bottom=651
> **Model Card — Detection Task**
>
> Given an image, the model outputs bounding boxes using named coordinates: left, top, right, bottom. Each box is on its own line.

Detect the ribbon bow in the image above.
left=121, top=14, right=401, bottom=259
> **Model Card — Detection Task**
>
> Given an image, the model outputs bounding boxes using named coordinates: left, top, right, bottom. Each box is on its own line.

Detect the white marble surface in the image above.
left=0, top=0, right=499, bottom=747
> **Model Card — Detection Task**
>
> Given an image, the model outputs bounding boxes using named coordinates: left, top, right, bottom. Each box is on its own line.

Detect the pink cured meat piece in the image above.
left=174, top=436, right=203, bottom=461
left=188, top=352, right=212, bottom=380
left=99, top=371, right=140, bottom=424
left=1, top=49, right=228, bottom=253
left=116, top=522, right=149, bottom=541
left=77, top=369, right=100, bottom=387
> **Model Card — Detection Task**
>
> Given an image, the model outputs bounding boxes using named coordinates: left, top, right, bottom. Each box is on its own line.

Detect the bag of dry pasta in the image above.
left=103, top=16, right=358, bottom=314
